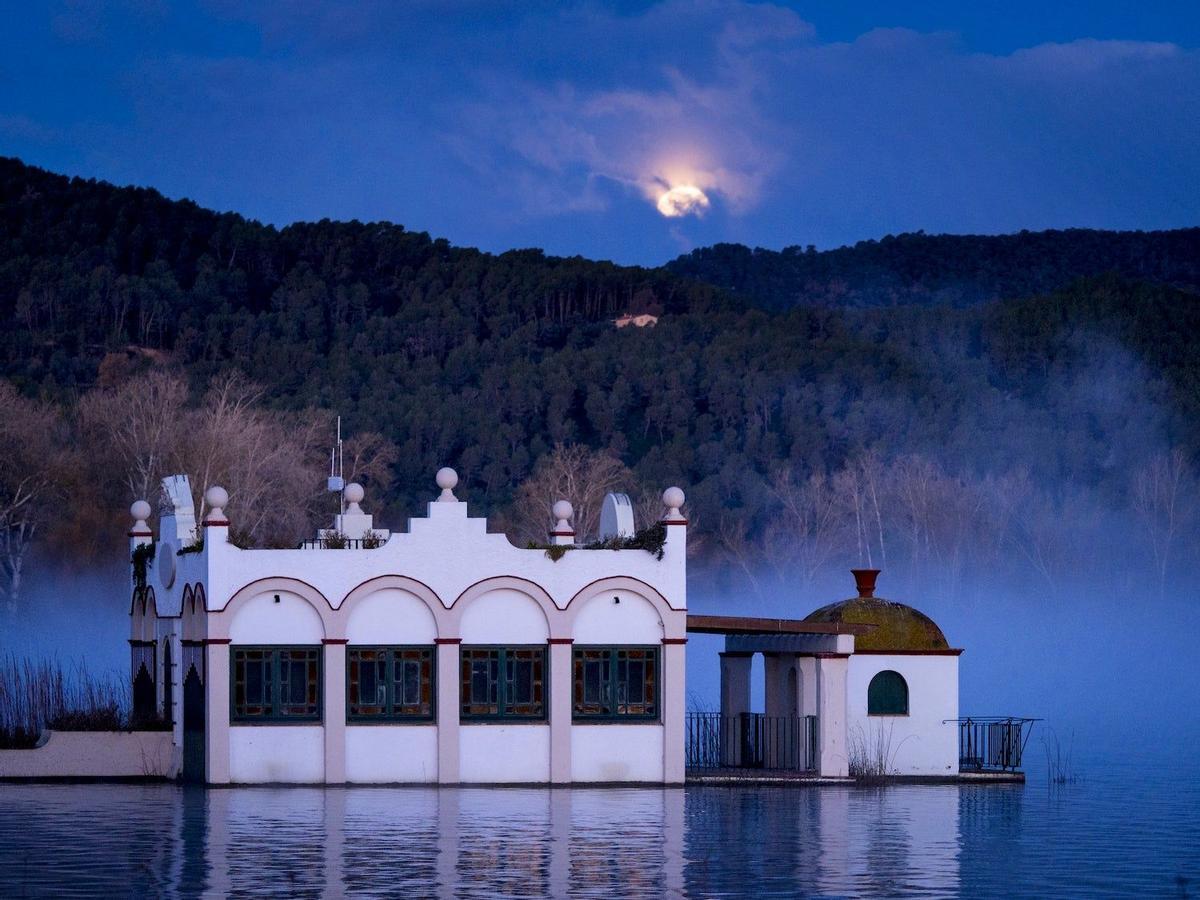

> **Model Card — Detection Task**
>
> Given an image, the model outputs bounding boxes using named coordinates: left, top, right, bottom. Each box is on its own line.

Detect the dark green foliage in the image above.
left=130, top=542, right=154, bottom=588
left=529, top=522, right=668, bottom=561
left=668, top=230, right=1200, bottom=310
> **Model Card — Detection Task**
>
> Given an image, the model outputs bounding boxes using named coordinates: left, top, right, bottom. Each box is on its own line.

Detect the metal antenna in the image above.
left=327, top=415, right=346, bottom=516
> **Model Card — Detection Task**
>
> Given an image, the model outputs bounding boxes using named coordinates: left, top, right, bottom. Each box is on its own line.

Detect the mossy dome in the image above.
left=804, top=569, right=950, bottom=652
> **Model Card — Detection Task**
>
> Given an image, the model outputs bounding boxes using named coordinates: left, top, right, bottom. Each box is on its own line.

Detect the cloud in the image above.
left=7, top=1, right=1198, bottom=263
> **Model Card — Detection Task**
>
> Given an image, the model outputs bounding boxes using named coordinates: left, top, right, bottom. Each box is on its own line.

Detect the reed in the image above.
left=0, top=656, right=132, bottom=749
left=1042, top=727, right=1080, bottom=784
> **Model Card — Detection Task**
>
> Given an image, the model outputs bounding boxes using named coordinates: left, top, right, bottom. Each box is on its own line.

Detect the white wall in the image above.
left=572, top=591, right=663, bottom=644
left=847, top=655, right=959, bottom=776
left=229, top=591, right=325, bottom=644
left=459, top=588, right=549, bottom=643
left=571, top=725, right=664, bottom=782
left=229, top=726, right=325, bottom=783
left=459, top=725, right=550, bottom=783
left=345, top=588, right=438, bottom=644
left=345, top=726, right=438, bottom=783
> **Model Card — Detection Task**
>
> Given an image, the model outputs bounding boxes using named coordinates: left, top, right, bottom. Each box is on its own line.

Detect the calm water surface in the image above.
left=0, top=757, right=1196, bottom=898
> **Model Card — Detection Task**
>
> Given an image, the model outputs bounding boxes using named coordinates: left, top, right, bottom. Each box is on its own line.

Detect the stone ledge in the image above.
left=0, top=730, right=173, bottom=780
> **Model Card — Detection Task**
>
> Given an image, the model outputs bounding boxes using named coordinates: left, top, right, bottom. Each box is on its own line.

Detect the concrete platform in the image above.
left=687, top=768, right=1024, bottom=786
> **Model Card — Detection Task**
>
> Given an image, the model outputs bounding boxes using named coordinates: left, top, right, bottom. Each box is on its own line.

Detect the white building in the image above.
left=125, top=470, right=1017, bottom=785
left=130, top=471, right=688, bottom=785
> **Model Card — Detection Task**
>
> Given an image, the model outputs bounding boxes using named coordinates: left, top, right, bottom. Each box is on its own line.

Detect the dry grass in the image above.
left=0, top=656, right=138, bottom=749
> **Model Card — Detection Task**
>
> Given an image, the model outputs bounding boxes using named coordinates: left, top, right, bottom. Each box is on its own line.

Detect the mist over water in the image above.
left=4, top=552, right=1196, bottom=772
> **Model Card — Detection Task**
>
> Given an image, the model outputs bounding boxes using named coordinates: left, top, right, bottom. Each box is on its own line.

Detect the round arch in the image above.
left=336, top=575, right=446, bottom=643
left=565, top=576, right=682, bottom=640
left=450, top=576, right=557, bottom=641
left=192, top=583, right=207, bottom=613
left=209, top=577, right=334, bottom=642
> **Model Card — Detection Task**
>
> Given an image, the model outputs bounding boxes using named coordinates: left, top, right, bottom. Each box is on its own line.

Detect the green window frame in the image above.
left=867, top=669, right=909, bottom=716
left=572, top=646, right=659, bottom=721
left=231, top=646, right=322, bottom=723
left=347, top=647, right=435, bottom=722
left=460, top=646, right=547, bottom=721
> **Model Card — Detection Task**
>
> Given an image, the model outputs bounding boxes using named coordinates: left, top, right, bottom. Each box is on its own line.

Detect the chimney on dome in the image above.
left=851, top=568, right=880, bottom=598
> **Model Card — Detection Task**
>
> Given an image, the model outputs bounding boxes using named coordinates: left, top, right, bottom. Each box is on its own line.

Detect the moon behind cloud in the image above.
left=656, top=184, right=711, bottom=218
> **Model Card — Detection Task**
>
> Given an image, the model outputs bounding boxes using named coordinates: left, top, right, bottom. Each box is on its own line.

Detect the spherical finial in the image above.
left=130, top=500, right=151, bottom=522
left=344, top=482, right=365, bottom=504
left=662, top=486, right=686, bottom=521
left=552, top=499, right=573, bottom=522
left=436, top=467, right=459, bottom=502
left=204, top=485, right=229, bottom=524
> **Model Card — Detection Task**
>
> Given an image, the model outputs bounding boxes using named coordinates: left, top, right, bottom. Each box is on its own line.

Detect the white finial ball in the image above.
left=205, top=485, right=229, bottom=510
left=552, top=499, right=574, bottom=521
left=663, top=486, right=685, bottom=510
left=130, top=500, right=151, bottom=521
left=344, top=482, right=365, bottom=504
left=436, top=467, right=458, bottom=491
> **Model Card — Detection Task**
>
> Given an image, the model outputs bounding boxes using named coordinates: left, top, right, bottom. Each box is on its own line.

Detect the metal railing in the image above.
left=297, top=538, right=381, bottom=549
left=686, top=713, right=817, bottom=771
left=950, top=717, right=1039, bottom=772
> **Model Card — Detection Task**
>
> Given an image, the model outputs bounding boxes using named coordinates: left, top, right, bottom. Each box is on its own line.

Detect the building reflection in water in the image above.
left=168, top=782, right=959, bottom=896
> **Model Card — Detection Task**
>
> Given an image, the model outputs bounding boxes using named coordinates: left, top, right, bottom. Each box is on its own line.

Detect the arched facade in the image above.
left=128, top=481, right=690, bottom=785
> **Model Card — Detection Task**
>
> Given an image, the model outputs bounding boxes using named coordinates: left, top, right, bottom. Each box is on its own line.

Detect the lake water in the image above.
left=0, top=753, right=1196, bottom=898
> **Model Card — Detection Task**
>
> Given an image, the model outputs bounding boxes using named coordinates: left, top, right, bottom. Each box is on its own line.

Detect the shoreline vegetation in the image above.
left=0, top=656, right=162, bottom=750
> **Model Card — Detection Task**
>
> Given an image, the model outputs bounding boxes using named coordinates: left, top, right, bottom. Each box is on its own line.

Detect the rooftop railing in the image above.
left=296, top=538, right=383, bottom=550
left=950, top=716, right=1039, bottom=772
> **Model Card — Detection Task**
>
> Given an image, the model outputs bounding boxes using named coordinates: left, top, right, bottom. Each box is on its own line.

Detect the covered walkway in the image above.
left=685, top=614, right=869, bottom=778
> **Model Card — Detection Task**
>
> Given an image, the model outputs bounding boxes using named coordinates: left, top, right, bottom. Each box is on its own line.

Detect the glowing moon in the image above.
left=656, top=184, right=710, bottom=218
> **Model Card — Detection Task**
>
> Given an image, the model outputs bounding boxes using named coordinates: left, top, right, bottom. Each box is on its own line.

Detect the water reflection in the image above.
left=0, top=784, right=960, bottom=898
left=1, top=772, right=1195, bottom=897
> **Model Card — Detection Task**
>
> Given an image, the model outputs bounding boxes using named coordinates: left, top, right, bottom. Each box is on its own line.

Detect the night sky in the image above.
left=3, top=1, right=1198, bottom=265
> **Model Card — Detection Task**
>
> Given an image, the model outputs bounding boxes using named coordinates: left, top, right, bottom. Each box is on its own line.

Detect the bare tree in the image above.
left=1133, top=449, right=1196, bottom=601
left=0, top=384, right=67, bottom=613
left=764, top=467, right=844, bottom=590
left=77, top=370, right=187, bottom=502
left=508, top=444, right=635, bottom=545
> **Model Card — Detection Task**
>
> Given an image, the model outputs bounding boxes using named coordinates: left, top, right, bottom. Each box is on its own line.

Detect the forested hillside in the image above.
left=668, top=230, right=1200, bottom=309
left=1, top=157, right=1197, bottom=611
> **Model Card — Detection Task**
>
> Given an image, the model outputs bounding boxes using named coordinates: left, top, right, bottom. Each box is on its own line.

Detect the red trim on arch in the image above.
left=435, top=638, right=463, bottom=645
left=322, top=638, right=349, bottom=645
left=547, top=638, right=574, bottom=645
left=661, top=638, right=688, bottom=645
left=450, top=575, right=557, bottom=609
left=337, top=574, right=446, bottom=610
left=212, top=576, right=333, bottom=612
left=661, top=518, right=688, bottom=526
left=564, top=576, right=673, bottom=610
left=852, top=648, right=964, bottom=656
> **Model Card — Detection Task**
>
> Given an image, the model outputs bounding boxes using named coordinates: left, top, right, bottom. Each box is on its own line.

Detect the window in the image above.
left=573, top=647, right=658, bottom=721
left=461, top=647, right=546, bottom=720
left=867, top=670, right=909, bottom=716
left=347, top=647, right=435, bottom=721
left=232, top=647, right=322, bottom=722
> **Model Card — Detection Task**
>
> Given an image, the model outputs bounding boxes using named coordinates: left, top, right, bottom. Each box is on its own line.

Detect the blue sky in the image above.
left=2, top=1, right=1198, bottom=265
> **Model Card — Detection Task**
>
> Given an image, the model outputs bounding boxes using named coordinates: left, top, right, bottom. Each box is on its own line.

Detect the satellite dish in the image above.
left=598, top=493, right=635, bottom=540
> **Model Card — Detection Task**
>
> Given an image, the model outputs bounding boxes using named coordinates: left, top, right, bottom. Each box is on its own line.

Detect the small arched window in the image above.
left=867, top=670, right=909, bottom=716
